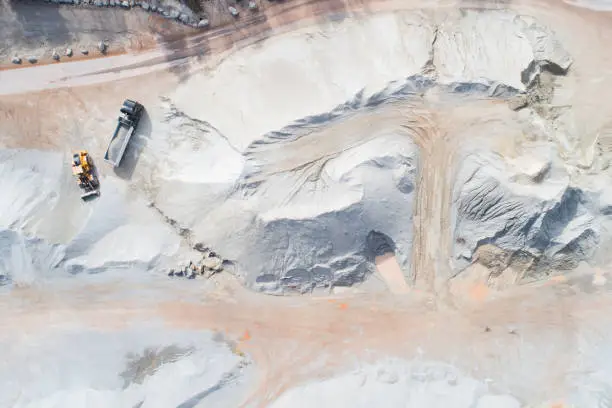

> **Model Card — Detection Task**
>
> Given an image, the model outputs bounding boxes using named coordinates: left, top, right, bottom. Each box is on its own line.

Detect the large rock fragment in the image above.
left=434, top=10, right=572, bottom=91
left=517, top=15, right=573, bottom=73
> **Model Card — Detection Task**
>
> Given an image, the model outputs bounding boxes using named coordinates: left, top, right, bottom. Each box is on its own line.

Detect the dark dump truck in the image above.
left=104, top=99, right=144, bottom=167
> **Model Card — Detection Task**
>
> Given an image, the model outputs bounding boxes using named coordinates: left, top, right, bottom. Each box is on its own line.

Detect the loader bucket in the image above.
left=80, top=190, right=100, bottom=201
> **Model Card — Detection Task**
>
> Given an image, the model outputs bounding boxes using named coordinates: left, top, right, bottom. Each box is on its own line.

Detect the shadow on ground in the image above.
left=2, top=0, right=129, bottom=56
left=366, top=230, right=397, bottom=260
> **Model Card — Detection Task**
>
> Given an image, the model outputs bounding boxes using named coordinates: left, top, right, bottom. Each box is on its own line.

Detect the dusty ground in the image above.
left=2, top=0, right=612, bottom=407
left=2, top=269, right=612, bottom=407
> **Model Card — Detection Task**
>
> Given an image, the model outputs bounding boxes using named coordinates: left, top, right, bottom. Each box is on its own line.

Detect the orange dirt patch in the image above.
left=375, top=253, right=409, bottom=294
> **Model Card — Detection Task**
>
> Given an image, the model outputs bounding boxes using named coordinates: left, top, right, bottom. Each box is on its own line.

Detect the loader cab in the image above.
left=73, top=153, right=81, bottom=167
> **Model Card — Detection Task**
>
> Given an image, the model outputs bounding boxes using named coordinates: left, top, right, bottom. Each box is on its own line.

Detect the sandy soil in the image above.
left=2, top=269, right=611, bottom=407
left=374, top=253, right=409, bottom=294
left=2, top=0, right=612, bottom=407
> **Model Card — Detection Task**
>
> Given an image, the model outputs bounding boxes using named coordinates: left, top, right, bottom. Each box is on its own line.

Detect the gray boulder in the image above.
left=178, top=13, right=191, bottom=24
left=11, top=56, right=21, bottom=64
left=197, top=18, right=210, bottom=28
left=27, top=56, right=37, bottom=64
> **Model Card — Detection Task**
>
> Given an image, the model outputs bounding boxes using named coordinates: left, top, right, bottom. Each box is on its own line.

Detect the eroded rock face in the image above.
left=452, top=147, right=599, bottom=281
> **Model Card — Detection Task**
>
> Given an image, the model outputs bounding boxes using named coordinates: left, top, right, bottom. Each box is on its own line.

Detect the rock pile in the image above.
left=168, top=247, right=227, bottom=280
left=39, top=0, right=208, bottom=29
left=452, top=150, right=599, bottom=281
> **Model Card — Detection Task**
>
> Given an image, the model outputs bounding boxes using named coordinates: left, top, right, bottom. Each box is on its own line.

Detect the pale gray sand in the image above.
left=1, top=2, right=612, bottom=407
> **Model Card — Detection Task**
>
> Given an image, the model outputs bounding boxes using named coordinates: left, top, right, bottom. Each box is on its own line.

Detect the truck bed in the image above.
left=104, top=118, right=134, bottom=167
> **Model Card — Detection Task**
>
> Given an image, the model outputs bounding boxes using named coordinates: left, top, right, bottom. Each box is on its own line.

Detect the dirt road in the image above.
left=2, top=0, right=603, bottom=96
left=1, top=271, right=610, bottom=407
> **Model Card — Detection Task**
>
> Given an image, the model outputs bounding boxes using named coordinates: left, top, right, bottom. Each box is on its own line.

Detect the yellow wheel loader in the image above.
left=72, top=150, right=100, bottom=201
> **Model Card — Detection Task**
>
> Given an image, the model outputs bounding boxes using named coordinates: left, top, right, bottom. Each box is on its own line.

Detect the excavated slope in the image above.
left=2, top=7, right=612, bottom=295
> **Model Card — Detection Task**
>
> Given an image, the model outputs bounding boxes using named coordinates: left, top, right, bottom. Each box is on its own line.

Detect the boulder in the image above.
left=202, top=256, right=223, bottom=271
left=65, top=48, right=73, bottom=57
left=517, top=15, right=573, bottom=74
left=52, top=50, right=60, bottom=61
left=98, top=41, right=107, bottom=53
left=27, top=56, right=37, bottom=64
left=11, top=56, right=21, bottom=64
left=178, top=13, right=191, bottom=24
left=197, top=18, right=210, bottom=28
